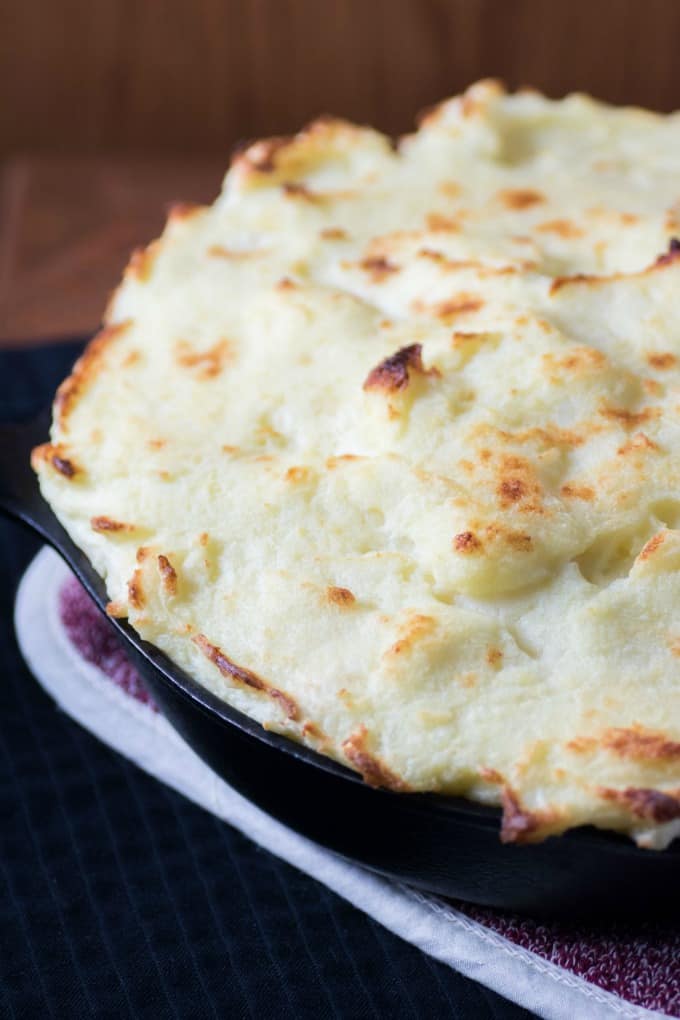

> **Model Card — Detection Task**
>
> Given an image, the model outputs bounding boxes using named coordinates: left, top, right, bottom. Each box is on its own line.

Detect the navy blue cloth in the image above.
left=0, top=340, right=535, bottom=1019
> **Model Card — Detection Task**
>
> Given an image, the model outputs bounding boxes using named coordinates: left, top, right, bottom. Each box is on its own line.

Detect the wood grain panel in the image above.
left=3, top=0, right=680, bottom=157
left=0, top=157, right=224, bottom=343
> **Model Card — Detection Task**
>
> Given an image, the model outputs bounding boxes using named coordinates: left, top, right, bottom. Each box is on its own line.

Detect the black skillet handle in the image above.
left=0, top=408, right=63, bottom=542
left=0, top=408, right=114, bottom=610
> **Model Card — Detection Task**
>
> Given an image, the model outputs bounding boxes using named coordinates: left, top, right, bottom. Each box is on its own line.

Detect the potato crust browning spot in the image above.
left=91, top=516, right=136, bottom=533
left=550, top=242, right=680, bottom=293
left=207, top=244, right=268, bottom=260
left=498, top=188, right=545, bottom=210
left=536, top=218, right=584, bottom=238
left=168, top=202, right=204, bottom=221
left=495, top=455, right=543, bottom=511
left=157, top=555, right=178, bottom=596
left=481, top=522, right=533, bottom=551
left=105, top=601, right=127, bottom=618
left=647, top=352, right=677, bottom=370
left=282, top=181, right=325, bottom=203
left=599, top=786, right=680, bottom=823
left=54, top=320, right=132, bottom=429
left=617, top=432, right=659, bottom=456
left=654, top=236, right=680, bottom=267
left=359, top=255, right=400, bottom=282
left=326, top=586, right=356, bottom=607
left=301, top=721, right=330, bottom=749
left=486, top=646, right=503, bottom=667
left=342, top=726, right=411, bottom=790
left=420, top=295, right=484, bottom=321
left=638, top=532, right=667, bottom=561
left=126, top=242, right=159, bottom=282
left=543, top=346, right=606, bottom=376
left=31, top=443, right=79, bottom=479
left=127, top=568, right=145, bottom=610
left=453, top=530, right=482, bottom=553
left=284, top=466, right=310, bottom=483
left=386, top=614, right=437, bottom=658
left=500, top=787, right=541, bottom=843
left=193, top=633, right=299, bottom=720
left=569, top=726, right=680, bottom=761
left=175, top=339, right=232, bottom=379
left=320, top=227, right=348, bottom=241
left=425, top=212, right=460, bottom=232
left=560, top=483, right=595, bottom=501
left=479, top=767, right=504, bottom=784
left=363, top=343, right=437, bottom=393
left=234, top=135, right=294, bottom=174
left=600, top=405, right=660, bottom=428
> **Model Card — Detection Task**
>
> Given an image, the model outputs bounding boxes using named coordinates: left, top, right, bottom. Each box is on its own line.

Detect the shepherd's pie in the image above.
left=33, top=81, right=680, bottom=847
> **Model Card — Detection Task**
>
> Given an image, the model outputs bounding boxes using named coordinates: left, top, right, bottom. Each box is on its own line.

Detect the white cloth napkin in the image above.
left=15, top=548, right=666, bottom=1020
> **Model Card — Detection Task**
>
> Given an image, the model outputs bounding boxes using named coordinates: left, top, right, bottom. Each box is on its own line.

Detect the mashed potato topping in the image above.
left=33, top=81, right=680, bottom=845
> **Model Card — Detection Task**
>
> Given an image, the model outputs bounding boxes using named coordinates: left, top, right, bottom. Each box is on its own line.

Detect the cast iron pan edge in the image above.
left=1, top=411, right=678, bottom=919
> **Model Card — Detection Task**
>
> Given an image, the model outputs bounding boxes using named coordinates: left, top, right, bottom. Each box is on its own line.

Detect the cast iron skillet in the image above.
left=2, top=409, right=679, bottom=919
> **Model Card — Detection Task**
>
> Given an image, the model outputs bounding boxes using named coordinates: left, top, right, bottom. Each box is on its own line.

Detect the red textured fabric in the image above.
left=58, top=576, right=679, bottom=1018
left=460, top=905, right=679, bottom=1016
left=59, top=576, right=157, bottom=709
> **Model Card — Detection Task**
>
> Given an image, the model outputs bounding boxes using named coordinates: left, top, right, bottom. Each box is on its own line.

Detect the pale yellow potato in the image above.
left=33, top=81, right=680, bottom=846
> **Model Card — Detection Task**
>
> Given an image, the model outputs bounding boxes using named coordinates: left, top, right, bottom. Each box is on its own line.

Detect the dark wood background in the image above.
left=5, top=0, right=680, bottom=154
left=4, top=0, right=680, bottom=343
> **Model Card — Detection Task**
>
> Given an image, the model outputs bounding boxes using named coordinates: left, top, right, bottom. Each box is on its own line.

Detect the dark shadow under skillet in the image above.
left=2, top=410, right=678, bottom=919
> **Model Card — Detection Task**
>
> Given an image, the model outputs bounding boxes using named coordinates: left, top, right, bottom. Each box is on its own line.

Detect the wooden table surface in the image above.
left=0, top=156, right=225, bottom=346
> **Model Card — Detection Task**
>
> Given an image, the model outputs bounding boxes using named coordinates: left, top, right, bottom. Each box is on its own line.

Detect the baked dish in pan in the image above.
left=33, top=81, right=680, bottom=848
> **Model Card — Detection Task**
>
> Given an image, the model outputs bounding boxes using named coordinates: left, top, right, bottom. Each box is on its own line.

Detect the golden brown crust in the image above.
left=193, top=633, right=299, bottom=720
left=486, top=646, right=503, bottom=667
left=495, top=455, right=543, bottom=512
left=90, top=516, right=135, bottom=534
left=550, top=242, right=680, bottom=293
left=600, top=405, right=660, bottom=429
left=126, top=242, right=159, bottom=282
left=167, top=201, right=205, bottom=221
left=359, top=255, right=400, bottom=282
left=30, top=443, right=80, bottom=480
left=386, top=614, right=437, bottom=658
left=341, top=726, right=411, bottom=790
left=638, top=532, right=667, bottom=561
left=363, top=344, right=437, bottom=393
left=284, top=466, right=310, bottom=484
left=282, top=181, right=323, bottom=203
left=570, top=726, right=680, bottom=761
left=174, top=339, right=232, bottom=379
left=207, top=244, right=268, bottom=260
left=54, top=321, right=132, bottom=429
left=105, top=601, right=127, bottom=618
left=498, top=188, right=545, bottom=210
left=326, top=586, right=356, bottom=607
left=599, top=786, right=680, bottom=823
left=560, top=483, right=595, bottom=501
left=320, top=227, right=348, bottom=241
left=127, top=568, right=145, bottom=610
left=425, top=212, right=460, bottom=232
left=500, top=787, right=559, bottom=843
left=536, top=218, right=584, bottom=238
left=617, top=432, right=660, bottom=456
left=453, top=530, right=483, bottom=554
left=420, top=295, right=485, bottom=321
left=646, top=352, right=677, bottom=370
left=157, top=554, right=178, bottom=596
left=233, top=135, right=294, bottom=174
